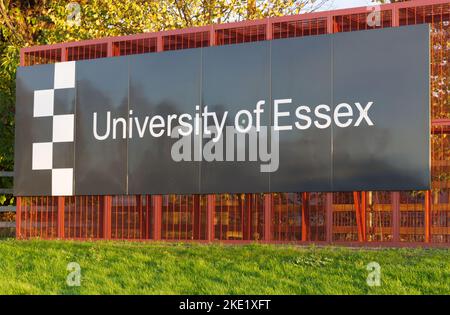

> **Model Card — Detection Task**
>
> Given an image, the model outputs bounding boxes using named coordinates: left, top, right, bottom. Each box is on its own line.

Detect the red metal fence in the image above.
left=16, top=0, right=450, bottom=246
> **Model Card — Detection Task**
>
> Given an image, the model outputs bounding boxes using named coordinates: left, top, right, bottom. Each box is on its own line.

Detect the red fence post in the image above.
left=210, top=25, right=216, bottom=46
left=301, top=192, right=309, bottom=241
left=327, top=13, right=334, bottom=34
left=326, top=193, right=333, bottom=242
left=107, top=39, right=113, bottom=57
left=157, top=36, right=163, bottom=52
left=266, top=18, right=272, bottom=40
left=136, top=195, right=142, bottom=239
left=353, top=191, right=363, bottom=242
left=103, top=196, right=111, bottom=239
left=243, top=194, right=250, bottom=240
left=19, top=50, right=25, bottom=66
left=425, top=190, right=431, bottom=243
left=207, top=194, right=215, bottom=241
left=264, top=194, right=272, bottom=242
left=393, top=6, right=400, bottom=27
left=192, top=195, right=200, bottom=239
left=16, top=197, right=22, bottom=239
left=361, top=191, right=367, bottom=241
left=57, top=196, right=65, bottom=239
left=392, top=192, right=400, bottom=242
left=61, top=47, right=67, bottom=62
left=152, top=195, right=162, bottom=240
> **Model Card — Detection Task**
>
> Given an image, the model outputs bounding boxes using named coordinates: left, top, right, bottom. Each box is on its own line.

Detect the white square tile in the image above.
left=53, top=114, right=74, bottom=143
left=52, top=168, right=73, bottom=196
left=33, top=89, right=54, bottom=117
left=32, top=142, right=53, bottom=170
left=54, top=61, right=76, bottom=89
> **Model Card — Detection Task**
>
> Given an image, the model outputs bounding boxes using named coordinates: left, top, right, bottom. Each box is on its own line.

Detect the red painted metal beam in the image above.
left=432, top=119, right=450, bottom=126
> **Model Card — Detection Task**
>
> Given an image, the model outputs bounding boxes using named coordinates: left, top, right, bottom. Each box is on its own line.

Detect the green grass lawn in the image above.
left=0, top=239, right=448, bottom=294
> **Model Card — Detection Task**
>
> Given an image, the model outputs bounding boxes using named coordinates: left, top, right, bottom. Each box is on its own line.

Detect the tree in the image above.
left=1, top=0, right=328, bottom=46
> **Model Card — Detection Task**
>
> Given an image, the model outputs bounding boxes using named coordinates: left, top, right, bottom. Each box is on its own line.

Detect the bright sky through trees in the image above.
left=317, top=0, right=381, bottom=11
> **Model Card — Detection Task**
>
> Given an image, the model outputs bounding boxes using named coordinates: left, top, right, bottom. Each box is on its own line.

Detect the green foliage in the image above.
left=0, top=45, right=16, bottom=171
left=0, top=241, right=449, bottom=294
left=35, top=0, right=326, bottom=44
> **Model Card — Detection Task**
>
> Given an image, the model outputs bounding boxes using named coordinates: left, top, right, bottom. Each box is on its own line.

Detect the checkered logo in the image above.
left=32, top=61, right=76, bottom=196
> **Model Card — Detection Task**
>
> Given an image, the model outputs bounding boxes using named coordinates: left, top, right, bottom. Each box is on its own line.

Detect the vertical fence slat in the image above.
left=57, top=197, right=64, bottom=238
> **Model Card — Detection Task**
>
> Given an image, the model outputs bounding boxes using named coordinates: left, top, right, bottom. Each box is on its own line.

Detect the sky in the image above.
left=318, top=0, right=381, bottom=11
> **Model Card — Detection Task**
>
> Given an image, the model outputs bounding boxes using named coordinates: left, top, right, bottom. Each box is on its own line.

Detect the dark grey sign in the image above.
left=14, top=24, right=430, bottom=196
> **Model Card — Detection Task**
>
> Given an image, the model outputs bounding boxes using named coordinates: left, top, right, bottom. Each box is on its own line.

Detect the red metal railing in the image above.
left=163, top=31, right=210, bottom=50
left=64, top=195, right=104, bottom=239
left=367, top=191, right=393, bottom=242
left=18, top=197, right=58, bottom=238
left=272, top=17, right=327, bottom=39
left=216, top=24, right=266, bottom=45
left=67, top=43, right=108, bottom=61
left=16, top=0, right=450, bottom=246
left=161, top=194, right=208, bottom=240
left=214, top=194, right=265, bottom=241
left=113, top=37, right=157, bottom=57
left=333, top=9, right=392, bottom=32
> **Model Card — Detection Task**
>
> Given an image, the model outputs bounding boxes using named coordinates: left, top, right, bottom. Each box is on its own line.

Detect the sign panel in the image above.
left=14, top=24, right=430, bottom=196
